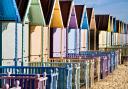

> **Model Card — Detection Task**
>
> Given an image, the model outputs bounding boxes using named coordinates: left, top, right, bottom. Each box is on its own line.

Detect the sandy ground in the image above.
left=81, top=63, right=128, bottom=89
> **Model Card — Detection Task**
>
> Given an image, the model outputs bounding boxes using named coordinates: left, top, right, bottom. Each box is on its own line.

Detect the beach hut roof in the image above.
left=127, top=24, right=128, bottom=33
left=0, top=0, right=30, bottom=22
left=0, top=0, right=20, bottom=22
left=59, top=0, right=72, bottom=27
left=110, top=16, right=113, bottom=31
left=116, top=20, right=120, bottom=33
left=16, top=0, right=30, bottom=23
left=50, top=0, right=63, bottom=28
left=29, top=0, right=46, bottom=25
left=81, top=5, right=89, bottom=29
left=40, top=0, right=55, bottom=26
left=113, top=17, right=117, bottom=32
left=95, top=15, right=109, bottom=31
left=86, top=8, right=96, bottom=30
left=68, top=5, right=78, bottom=29
left=86, top=8, right=93, bottom=26
left=124, top=23, right=127, bottom=34
left=75, top=5, right=84, bottom=28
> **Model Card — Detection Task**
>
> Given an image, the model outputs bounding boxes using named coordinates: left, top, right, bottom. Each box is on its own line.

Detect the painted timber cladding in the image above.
left=80, top=5, right=89, bottom=51
left=15, top=0, right=30, bottom=22
left=59, top=1, right=72, bottom=28
left=0, top=0, right=20, bottom=21
left=112, top=18, right=117, bottom=45
left=59, top=1, right=72, bottom=57
left=40, top=0, right=55, bottom=26
left=29, top=0, right=47, bottom=62
left=68, top=6, right=78, bottom=53
left=50, top=28, right=66, bottom=57
left=50, top=0, right=63, bottom=28
left=49, top=0, right=64, bottom=57
left=86, top=8, right=96, bottom=50
left=116, top=20, right=121, bottom=45
left=30, top=26, right=42, bottom=62
left=95, top=15, right=110, bottom=48
left=29, top=0, right=45, bottom=25
left=75, top=5, right=84, bottom=53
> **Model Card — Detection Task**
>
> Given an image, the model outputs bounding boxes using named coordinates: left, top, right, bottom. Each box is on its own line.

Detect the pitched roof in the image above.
left=86, top=8, right=96, bottom=30
left=59, top=1, right=72, bottom=27
left=75, top=5, right=84, bottom=28
left=81, top=6, right=89, bottom=29
left=86, top=8, right=93, bottom=26
left=68, top=6, right=78, bottom=29
left=110, top=16, right=113, bottom=31
left=116, top=20, right=120, bottom=33
left=16, top=0, right=30, bottom=22
left=120, top=21, right=123, bottom=33
left=127, top=24, right=128, bottom=33
left=50, top=0, right=63, bottom=28
left=40, top=0, right=55, bottom=25
left=29, top=0, right=46, bottom=25
left=124, top=23, right=127, bottom=34
left=95, top=15, right=109, bottom=31
left=0, top=0, right=20, bottom=22
left=113, top=18, right=116, bottom=32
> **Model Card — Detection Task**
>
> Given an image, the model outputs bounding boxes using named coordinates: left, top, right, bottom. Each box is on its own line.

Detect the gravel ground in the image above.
left=81, top=63, right=128, bottom=89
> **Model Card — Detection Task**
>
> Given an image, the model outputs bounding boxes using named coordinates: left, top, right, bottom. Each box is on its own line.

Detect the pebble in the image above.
left=81, top=63, right=128, bottom=89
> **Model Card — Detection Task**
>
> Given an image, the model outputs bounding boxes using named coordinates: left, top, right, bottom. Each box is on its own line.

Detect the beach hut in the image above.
left=126, top=24, right=128, bottom=56
left=112, top=18, right=117, bottom=46
left=75, top=4, right=89, bottom=52
left=80, top=5, right=89, bottom=51
left=75, top=5, right=85, bottom=54
left=67, top=3, right=78, bottom=54
left=107, top=15, right=111, bottom=48
left=59, top=0, right=72, bottom=57
left=48, top=0, right=64, bottom=58
left=116, top=20, right=120, bottom=46
left=95, top=15, right=110, bottom=50
left=28, top=0, right=46, bottom=62
left=86, top=8, right=97, bottom=50
left=124, top=23, right=127, bottom=45
left=120, top=21, right=124, bottom=46
left=40, top=0, right=55, bottom=60
left=1, top=0, right=30, bottom=66
left=109, top=16, right=113, bottom=47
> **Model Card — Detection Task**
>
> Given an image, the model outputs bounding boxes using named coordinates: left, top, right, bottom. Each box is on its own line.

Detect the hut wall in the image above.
left=43, top=27, right=49, bottom=60
left=50, top=28, right=66, bottom=57
left=30, top=26, right=42, bottom=62
left=68, top=29, right=76, bottom=53
left=80, top=29, right=88, bottom=51
left=107, top=32, right=111, bottom=47
left=2, top=23, right=29, bottom=65
left=99, top=31, right=107, bottom=48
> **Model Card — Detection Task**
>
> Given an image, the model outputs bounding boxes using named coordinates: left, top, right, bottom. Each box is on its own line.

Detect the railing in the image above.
left=29, top=62, right=80, bottom=89
left=28, top=59, right=97, bottom=89
left=0, top=66, right=72, bottom=89
left=0, top=73, right=47, bottom=89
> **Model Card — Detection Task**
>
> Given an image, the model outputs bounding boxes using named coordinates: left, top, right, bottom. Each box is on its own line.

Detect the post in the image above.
left=14, top=20, right=18, bottom=67
left=0, top=22, right=2, bottom=68
left=42, top=26, right=44, bottom=65
left=21, top=23, right=24, bottom=66
left=0, top=22, right=2, bottom=88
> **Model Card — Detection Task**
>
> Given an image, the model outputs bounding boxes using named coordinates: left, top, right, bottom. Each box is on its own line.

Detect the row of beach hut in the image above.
left=0, top=0, right=128, bottom=89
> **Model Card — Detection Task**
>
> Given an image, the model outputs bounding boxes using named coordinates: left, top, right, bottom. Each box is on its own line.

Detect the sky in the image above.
left=74, top=0, right=128, bottom=23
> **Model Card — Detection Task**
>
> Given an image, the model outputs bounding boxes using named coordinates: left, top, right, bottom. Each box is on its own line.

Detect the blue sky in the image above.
left=74, top=0, right=128, bottom=23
